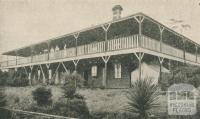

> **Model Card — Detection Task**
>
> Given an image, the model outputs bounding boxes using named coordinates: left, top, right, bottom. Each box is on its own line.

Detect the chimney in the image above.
left=112, top=5, right=123, bottom=20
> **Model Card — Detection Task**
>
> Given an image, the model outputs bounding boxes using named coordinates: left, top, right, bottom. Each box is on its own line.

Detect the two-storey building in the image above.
left=1, top=5, right=200, bottom=88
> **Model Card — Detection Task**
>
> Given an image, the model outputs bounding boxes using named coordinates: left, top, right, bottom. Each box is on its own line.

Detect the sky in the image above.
left=0, top=0, right=200, bottom=61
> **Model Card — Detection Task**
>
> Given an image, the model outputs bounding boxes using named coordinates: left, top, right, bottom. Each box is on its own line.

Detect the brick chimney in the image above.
left=112, top=5, right=123, bottom=20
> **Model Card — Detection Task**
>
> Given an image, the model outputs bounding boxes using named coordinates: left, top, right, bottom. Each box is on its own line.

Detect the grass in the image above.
left=4, top=86, right=169, bottom=115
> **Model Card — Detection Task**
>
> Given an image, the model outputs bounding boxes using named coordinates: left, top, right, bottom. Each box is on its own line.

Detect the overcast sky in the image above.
left=0, top=0, right=200, bottom=60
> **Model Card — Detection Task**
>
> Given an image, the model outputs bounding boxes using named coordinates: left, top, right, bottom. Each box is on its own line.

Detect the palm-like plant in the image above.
left=126, top=78, right=159, bottom=119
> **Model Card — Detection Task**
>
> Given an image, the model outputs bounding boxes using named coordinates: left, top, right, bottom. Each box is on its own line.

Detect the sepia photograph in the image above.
left=0, top=0, right=200, bottom=118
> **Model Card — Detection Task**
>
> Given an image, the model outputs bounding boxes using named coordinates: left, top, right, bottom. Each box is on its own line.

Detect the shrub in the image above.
left=126, top=78, right=159, bottom=119
left=62, top=72, right=84, bottom=98
left=32, top=86, right=52, bottom=106
left=54, top=72, right=89, bottom=119
left=63, top=79, right=76, bottom=99
left=13, top=76, right=29, bottom=87
left=53, top=98, right=90, bottom=119
left=0, top=71, right=8, bottom=86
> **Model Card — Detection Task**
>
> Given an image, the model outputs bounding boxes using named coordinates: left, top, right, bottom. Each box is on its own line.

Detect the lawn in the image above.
left=4, top=86, right=168, bottom=115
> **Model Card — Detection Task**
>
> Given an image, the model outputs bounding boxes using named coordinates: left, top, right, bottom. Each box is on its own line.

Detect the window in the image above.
left=91, top=65, right=97, bottom=77
left=114, top=63, right=121, bottom=78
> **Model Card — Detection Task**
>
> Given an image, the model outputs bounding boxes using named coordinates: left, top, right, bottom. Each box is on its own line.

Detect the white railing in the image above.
left=49, top=48, right=76, bottom=60
left=1, top=34, right=200, bottom=68
left=107, top=35, right=138, bottom=51
left=1, top=61, right=8, bottom=67
left=197, top=55, right=200, bottom=63
left=185, top=52, right=196, bottom=62
left=63, top=48, right=76, bottom=58
left=141, top=35, right=184, bottom=59
left=140, top=35, right=160, bottom=52
left=162, top=43, right=184, bottom=58
left=77, top=41, right=105, bottom=56
left=32, top=54, right=48, bottom=63
left=8, top=60, right=16, bottom=66
left=17, top=57, right=31, bottom=65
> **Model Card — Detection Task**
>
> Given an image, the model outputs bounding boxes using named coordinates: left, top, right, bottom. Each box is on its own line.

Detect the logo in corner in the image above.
left=167, top=83, right=198, bottom=115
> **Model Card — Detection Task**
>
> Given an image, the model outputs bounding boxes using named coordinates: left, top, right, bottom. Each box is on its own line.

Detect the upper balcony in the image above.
left=1, top=13, right=200, bottom=68
left=1, top=34, right=200, bottom=68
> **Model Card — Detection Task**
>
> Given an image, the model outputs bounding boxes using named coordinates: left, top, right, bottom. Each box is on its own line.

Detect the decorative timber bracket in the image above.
left=73, top=59, right=79, bottom=71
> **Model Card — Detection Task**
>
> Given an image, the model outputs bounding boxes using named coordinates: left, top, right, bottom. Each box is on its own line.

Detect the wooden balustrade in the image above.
left=50, top=47, right=76, bottom=60
left=140, top=35, right=160, bottom=52
left=8, top=60, right=16, bottom=66
left=185, top=52, right=196, bottom=62
left=1, top=34, right=200, bottom=68
left=197, top=55, right=200, bottom=63
left=1, top=61, right=8, bottom=67
left=162, top=43, right=184, bottom=58
left=141, top=35, right=184, bottom=59
left=77, top=42, right=105, bottom=56
left=107, top=35, right=138, bottom=51
left=32, top=54, right=48, bottom=63
left=17, top=57, right=31, bottom=65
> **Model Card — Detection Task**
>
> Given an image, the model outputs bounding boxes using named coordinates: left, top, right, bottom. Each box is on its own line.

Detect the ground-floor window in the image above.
left=114, top=63, right=121, bottom=79
left=91, top=65, right=97, bottom=77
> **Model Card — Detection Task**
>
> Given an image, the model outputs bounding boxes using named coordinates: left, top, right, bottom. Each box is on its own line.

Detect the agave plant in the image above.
left=126, top=78, right=159, bottom=119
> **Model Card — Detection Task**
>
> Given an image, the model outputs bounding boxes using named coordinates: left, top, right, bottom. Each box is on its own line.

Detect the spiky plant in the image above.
left=126, top=78, right=159, bottom=119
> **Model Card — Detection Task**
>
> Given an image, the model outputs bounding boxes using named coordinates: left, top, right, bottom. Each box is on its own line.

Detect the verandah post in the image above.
left=73, top=59, right=79, bottom=88
left=134, top=15, right=144, bottom=47
left=73, top=32, right=79, bottom=56
left=158, top=57, right=164, bottom=82
left=134, top=52, right=144, bottom=80
left=101, top=56, right=110, bottom=88
left=159, top=25, right=164, bottom=52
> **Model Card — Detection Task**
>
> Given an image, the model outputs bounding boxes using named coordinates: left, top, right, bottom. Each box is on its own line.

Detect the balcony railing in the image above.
left=140, top=35, right=160, bottom=52
left=1, top=34, right=199, bottom=68
left=77, top=41, right=105, bottom=56
left=32, top=53, right=48, bottom=63
left=17, top=57, right=31, bottom=65
left=107, top=35, right=138, bottom=51
left=1, top=61, right=8, bottom=67
left=49, top=47, right=76, bottom=60
left=8, top=60, right=16, bottom=66
left=185, top=52, right=196, bottom=62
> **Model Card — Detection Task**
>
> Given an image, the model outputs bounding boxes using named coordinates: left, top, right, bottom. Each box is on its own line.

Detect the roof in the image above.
left=2, top=12, right=200, bottom=56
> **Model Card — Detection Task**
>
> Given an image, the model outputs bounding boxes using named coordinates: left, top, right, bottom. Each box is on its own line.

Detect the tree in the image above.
left=126, top=78, right=159, bottom=119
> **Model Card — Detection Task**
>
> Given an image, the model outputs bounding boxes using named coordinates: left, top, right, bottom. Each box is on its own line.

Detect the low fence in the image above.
left=0, top=107, right=78, bottom=119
